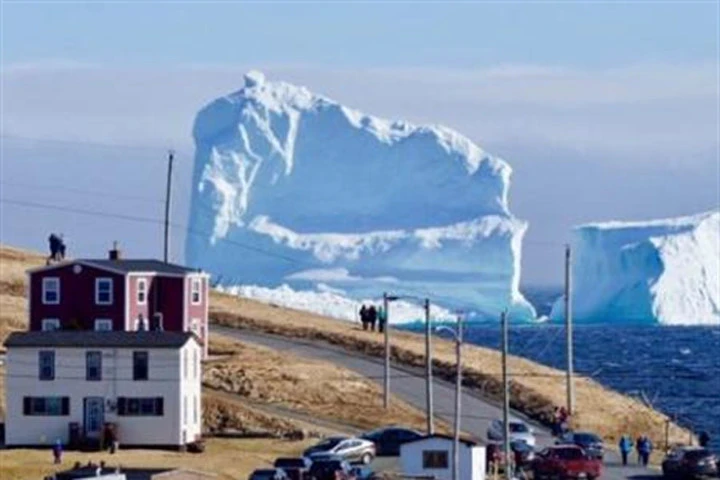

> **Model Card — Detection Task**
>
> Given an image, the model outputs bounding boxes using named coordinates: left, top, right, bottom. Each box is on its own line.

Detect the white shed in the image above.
left=400, top=434, right=486, bottom=480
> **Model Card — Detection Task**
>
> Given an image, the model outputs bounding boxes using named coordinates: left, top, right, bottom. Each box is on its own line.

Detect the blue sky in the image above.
left=1, top=1, right=718, bottom=286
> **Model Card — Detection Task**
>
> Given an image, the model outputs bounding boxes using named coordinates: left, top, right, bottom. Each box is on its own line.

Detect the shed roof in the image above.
left=4, top=331, right=197, bottom=349
left=403, top=433, right=478, bottom=447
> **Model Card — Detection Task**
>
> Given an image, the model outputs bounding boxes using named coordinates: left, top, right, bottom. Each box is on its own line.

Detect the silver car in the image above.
left=487, top=419, right=537, bottom=447
left=303, top=436, right=376, bottom=465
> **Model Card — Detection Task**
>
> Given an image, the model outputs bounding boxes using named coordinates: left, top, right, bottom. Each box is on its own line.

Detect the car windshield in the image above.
left=510, top=422, right=529, bottom=433
left=314, top=438, right=344, bottom=450
left=575, top=433, right=601, bottom=444
left=250, top=470, right=276, bottom=480
left=274, top=458, right=304, bottom=468
left=555, top=448, right=584, bottom=460
left=684, top=449, right=712, bottom=461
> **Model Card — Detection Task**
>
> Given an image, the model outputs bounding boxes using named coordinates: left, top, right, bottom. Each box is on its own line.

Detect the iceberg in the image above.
left=186, top=71, right=536, bottom=321
left=550, top=211, right=720, bottom=325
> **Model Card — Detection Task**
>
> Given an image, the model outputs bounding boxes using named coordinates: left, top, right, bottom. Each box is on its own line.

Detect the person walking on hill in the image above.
left=368, top=305, right=378, bottom=332
left=359, top=305, right=369, bottom=331
left=619, top=435, right=633, bottom=466
left=638, top=435, right=653, bottom=467
left=377, top=305, right=387, bottom=334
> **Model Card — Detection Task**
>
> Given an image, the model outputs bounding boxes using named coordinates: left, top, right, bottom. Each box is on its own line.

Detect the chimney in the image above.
left=108, top=241, right=121, bottom=261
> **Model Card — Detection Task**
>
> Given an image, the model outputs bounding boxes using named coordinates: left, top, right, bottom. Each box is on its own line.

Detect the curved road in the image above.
left=214, top=325, right=661, bottom=480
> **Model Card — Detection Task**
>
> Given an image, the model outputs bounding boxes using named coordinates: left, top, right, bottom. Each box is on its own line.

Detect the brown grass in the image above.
left=205, top=334, right=442, bottom=433
left=0, top=437, right=314, bottom=480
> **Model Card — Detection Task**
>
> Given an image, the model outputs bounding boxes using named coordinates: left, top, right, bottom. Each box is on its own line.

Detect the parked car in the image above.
left=248, top=468, right=289, bottom=480
left=308, top=458, right=357, bottom=480
left=662, top=446, right=718, bottom=479
left=557, top=431, right=605, bottom=460
left=274, top=457, right=313, bottom=480
left=303, top=436, right=376, bottom=465
left=531, top=445, right=602, bottom=480
left=360, top=427, right=423, bottom=456
left=486, top=419, right=537, bottom=447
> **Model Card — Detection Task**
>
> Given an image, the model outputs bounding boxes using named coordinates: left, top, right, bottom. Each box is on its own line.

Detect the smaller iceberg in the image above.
left=550, top=211, right=720, bottom=325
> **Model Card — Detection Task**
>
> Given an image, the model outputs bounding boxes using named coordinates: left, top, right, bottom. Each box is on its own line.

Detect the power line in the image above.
left=0, top=181, right=165, bottom=204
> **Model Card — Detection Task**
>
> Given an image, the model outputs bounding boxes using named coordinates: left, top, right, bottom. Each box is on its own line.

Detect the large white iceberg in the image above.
left=550, top=211, right=720, bottom=325
left=186, top=71, right=536, bottom=321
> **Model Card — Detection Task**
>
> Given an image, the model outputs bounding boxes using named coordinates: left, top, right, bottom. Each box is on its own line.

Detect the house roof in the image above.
left=27, top=258, right=207, bottom=276
left=4, top=331, right=197, bottom=349
left=403, top=433, right=478, bottom=447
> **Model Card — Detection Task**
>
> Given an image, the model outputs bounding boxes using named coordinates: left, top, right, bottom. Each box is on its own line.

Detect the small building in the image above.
left=26, top=245, right=210, bottom=357
left=4, top=330, right=202, bottom=448
left=400, top=434, right=486, bottom=480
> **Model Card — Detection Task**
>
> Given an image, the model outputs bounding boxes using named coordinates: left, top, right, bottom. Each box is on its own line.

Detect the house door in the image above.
left=84, top=397, right=104, bottom=439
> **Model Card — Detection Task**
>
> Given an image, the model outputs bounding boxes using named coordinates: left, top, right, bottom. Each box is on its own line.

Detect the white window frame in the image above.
left=190, top=278, right=202, bottom=305
left=136, top=278, right=147, bottom=305
left=42, top=277, right=60, bottom=305
left=94, top=319, right=113, bottom=331
left=95, top=278, right=113, bottom=305
left=41, top=318, right=60, bottom=331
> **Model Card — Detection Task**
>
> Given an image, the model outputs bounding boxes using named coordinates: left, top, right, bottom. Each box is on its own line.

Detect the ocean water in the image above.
left=407, top=287, right=720, bottom=450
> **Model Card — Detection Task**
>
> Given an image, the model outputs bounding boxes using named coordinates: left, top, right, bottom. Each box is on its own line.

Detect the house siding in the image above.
left=5, top=341, right=202, bottom=447
left=30, top=264, right=125, bottom=331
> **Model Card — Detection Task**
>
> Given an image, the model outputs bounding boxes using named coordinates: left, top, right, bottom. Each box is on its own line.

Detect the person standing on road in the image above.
left=699, top=431, right=710, bottom=448
left=377, top=305, right=387, bottom=334
left=638, top=435, right=653, bottom=467
left=368, top=305, right=378, bottom=332
left=52, top=439, right=63, bottom=464
left=635, top=435, right=644, bottom=464
left=618, top=435, right=633, bottom=466
left=359, top=305, right=368, bottom=331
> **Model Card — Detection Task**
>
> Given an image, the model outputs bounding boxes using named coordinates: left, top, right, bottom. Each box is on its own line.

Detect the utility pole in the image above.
left=383, top=292, right=390, bottom=409
left=501, top=310, right=512, bottom=480
left=564, top=244, right=575, bottom=414
left=424, top=298, right=434, bottom=435
left=163, top=150, right=175, bottom=263
left=452, top=313, right=463, bottom=480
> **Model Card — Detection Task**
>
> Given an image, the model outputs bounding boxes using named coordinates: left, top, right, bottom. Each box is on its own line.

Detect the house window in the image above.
left=23, top=396, right=69, bottom=416
left=183, top=395, right=188, bottom=425
left=41, top=318, right=60, bottom=331
left=183, top=350, right=188, bottom=380
left=86, top=351, right=102, bottom=381
left=94, top=319, right=113, bottom=331
left=192, top=348, right=198, bottom=380
left=190, top=278, right=201, bottom=305
left=137, top=278, right=147, bottom=305
left=38, top=350, right=55, bottom=381
left=193, top=395, right=198, bottom=425
left=133, top=351, right=148, bottom=380
left=422, top=450, right=449, bottom=469
left=95, top=278, right=113, bottom=305
left=117, top=397, right=164, bottom=416
left=42, top=277, right=60, bottom=305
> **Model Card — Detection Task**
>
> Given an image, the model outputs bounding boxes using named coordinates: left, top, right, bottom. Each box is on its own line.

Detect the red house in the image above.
left=27, top=246, right=210, bottom=357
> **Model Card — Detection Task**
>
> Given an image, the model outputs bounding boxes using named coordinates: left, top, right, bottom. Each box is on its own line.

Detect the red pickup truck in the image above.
left=531, top=445, right=603, bottom=480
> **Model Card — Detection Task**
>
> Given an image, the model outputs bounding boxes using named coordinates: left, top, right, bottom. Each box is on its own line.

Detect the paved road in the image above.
left=215, top=325, right=662, bottom=480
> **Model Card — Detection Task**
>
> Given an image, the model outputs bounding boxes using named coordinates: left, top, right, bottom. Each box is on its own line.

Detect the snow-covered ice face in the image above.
left=187, top=72, right=536, bottom=322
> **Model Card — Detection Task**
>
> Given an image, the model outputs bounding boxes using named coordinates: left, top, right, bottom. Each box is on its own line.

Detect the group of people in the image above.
left=358, top=304, right=387, bottom=333
left=618, top=434, right=654, bottom=466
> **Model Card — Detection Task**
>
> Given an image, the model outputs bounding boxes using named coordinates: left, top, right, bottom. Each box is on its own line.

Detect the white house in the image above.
left=4, top=330, right=202, bottom=448
left=400, top=434, right=486, bottom=480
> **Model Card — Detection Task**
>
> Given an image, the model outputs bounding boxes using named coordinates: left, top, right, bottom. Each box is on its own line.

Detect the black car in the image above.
left=558, top=431, right=604, bottom=460
left=274, top=457, right=312, bottom=480
left=248, top=469, right=289, bottom=480
left=307, top=458, right=355, bottom=480
left=360, top=427, right=423, bottom=456
left=662, top=447, right=718, bottom=479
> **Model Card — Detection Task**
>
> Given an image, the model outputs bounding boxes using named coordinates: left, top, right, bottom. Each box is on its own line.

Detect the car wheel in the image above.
left=361, top=452, right=373, bottom=465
